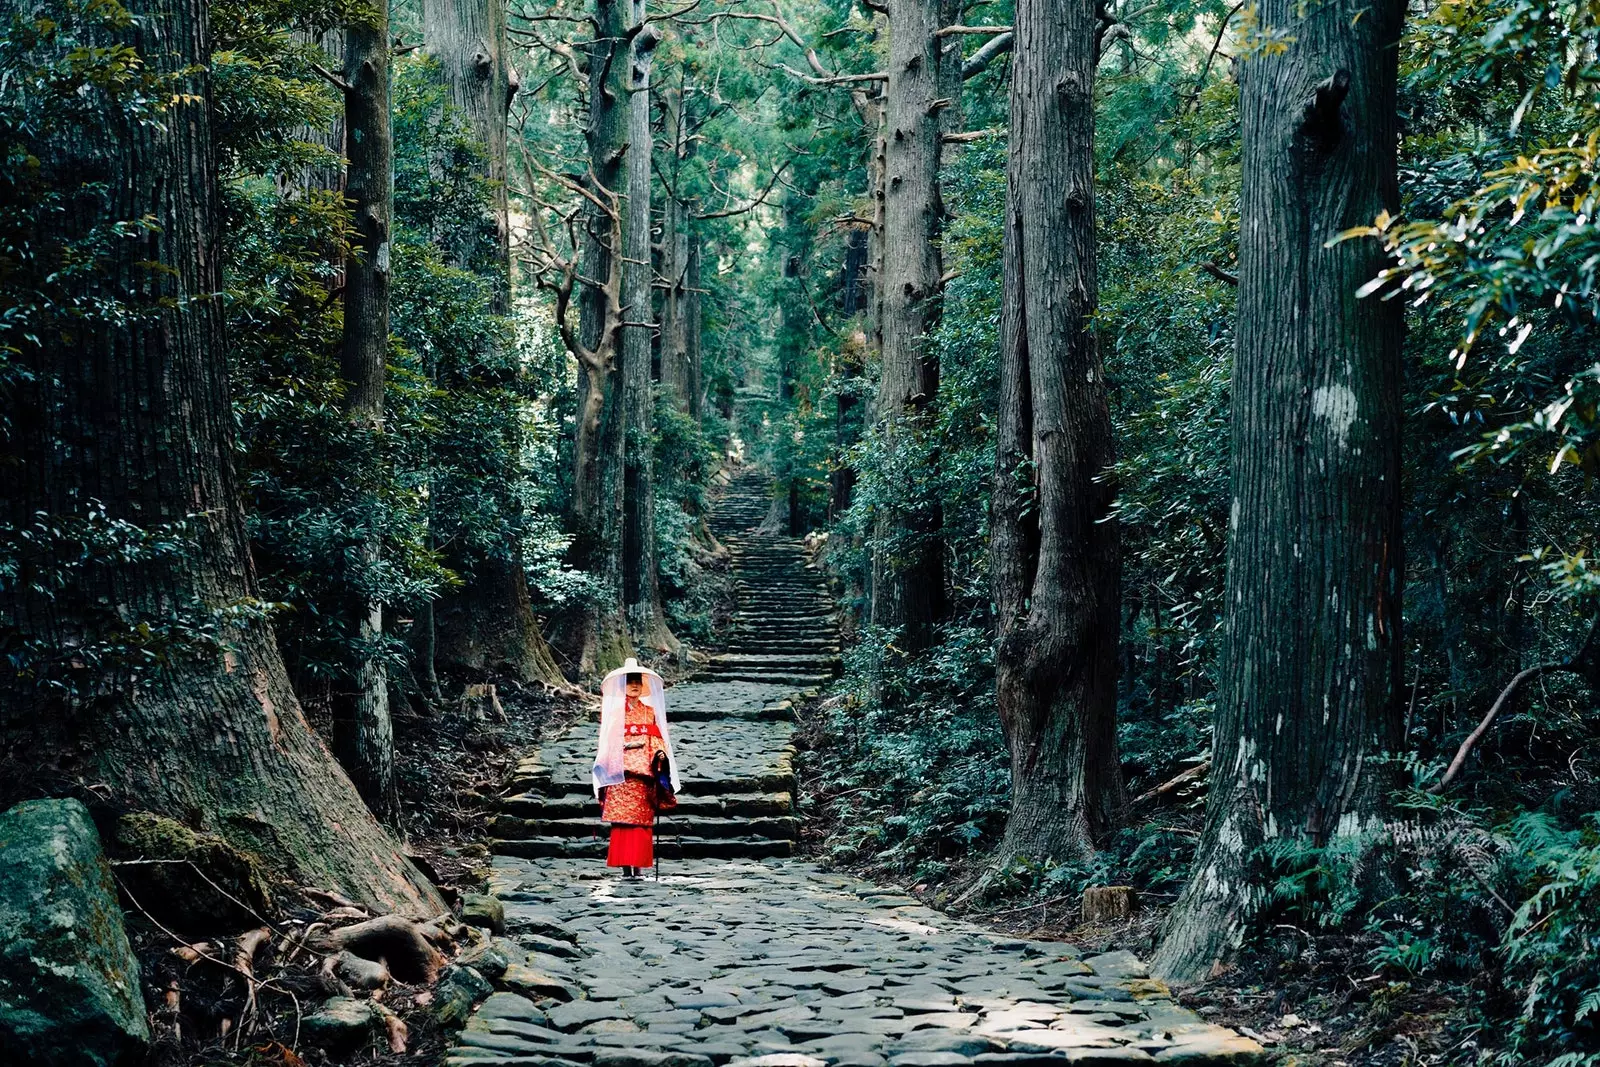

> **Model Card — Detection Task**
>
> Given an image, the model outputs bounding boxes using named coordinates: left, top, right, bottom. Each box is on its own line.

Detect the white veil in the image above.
left=592, top=657, right=680, bottom=797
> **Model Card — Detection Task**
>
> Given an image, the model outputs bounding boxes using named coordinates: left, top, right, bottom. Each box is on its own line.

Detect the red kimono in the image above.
left=600, top=695, right=666, bottom=867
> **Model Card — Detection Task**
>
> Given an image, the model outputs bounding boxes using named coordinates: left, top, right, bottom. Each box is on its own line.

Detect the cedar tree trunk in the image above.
left=620, top=12, right=676, bottom=655
left=554, top=0, right=633, bottom=675
left=422, top=0, right=566, bottom=688
left=988, top=0, right=1126, bottom=870
left=331, top=7, right=400, bottom=822
left=0, top=0, right=441, bottom=913
left=870, top=0, right=946, bottom=650
left=1152, top=0, right=1406, bottom=982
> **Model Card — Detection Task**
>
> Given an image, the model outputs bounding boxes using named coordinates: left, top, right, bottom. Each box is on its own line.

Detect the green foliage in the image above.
left=655, top=395, right=726, bottom=639
left=1497, top=810, right=1600, bottom=1066
left=0, top=507, right=282, bottom=691
left=809, top=624, right=1010, bottom=880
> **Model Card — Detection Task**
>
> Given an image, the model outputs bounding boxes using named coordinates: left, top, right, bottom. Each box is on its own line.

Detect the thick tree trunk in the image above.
left=1152, top=0, right=1406, bottom=983
left=0, top=0, right=441, bottom=914
left=621, top=14, right=677, bottom=656
left=553, top=0, right=633, bottom=676
left=332, top=9, right=400, bottom=823
left=988, top=0, right=1126, bottom=871
left=870, top=0, right=946, bottom=650
left=423, top=0, right=566, bottom=688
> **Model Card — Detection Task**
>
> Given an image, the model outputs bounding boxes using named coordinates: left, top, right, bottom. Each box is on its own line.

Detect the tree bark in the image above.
left=1153, top=0, right=1406, bottom=983
left=423, top=0, right=566, bottom=689
left=553, top=0, right=633, bottom=676
left=0, top=0, right=441, bottom=914
left=621, top=13, right=677, bottom=656
left=685, top=236, right=704, bottom=418
left=331, top=5, right=400, bottom=823
left=870, top=0, right=947, bottom=650
left=658, top=82, right=694, bottom=415
left=988, top=0, right=1126, bottom=871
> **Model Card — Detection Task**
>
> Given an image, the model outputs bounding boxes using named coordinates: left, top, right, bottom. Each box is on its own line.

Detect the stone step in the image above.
left=696, top=671, right=835, bottom=687
left=708, top=655, right=840, bottom=670
left=525, top=771, right=798, bottom=797
left=492, top=814, right=798, bottom=840
left=717, top=642, right=841, bottom=654
left=723, top=620, right=838, bottom=639
left=501, top=791, right=793, bottom=819
left=493, top=835, right=794, bottom=860
left=728, top=607, right=834, bottom=617
left=669, top=703, right=796, bottom=722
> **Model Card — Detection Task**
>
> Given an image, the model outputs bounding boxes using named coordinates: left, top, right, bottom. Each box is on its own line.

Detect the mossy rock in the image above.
left=0, top=798, right=149, bottom=1066
left=111, top=813, right=273, bottom=936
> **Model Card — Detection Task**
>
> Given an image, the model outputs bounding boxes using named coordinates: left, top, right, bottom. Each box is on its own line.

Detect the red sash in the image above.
left=624, top=722, right=662, bottom=739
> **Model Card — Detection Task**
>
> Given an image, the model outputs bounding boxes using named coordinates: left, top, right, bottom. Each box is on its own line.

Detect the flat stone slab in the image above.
left=447, top=857, right=1262, bottom=1066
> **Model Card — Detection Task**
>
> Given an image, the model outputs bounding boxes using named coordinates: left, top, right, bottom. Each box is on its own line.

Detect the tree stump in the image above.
left=460, top=684, right=505, bottom=723
left=1082, top=885, right=1138, bottom=923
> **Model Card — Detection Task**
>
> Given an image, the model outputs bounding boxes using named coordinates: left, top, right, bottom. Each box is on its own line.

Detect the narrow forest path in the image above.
left=447, top=470, right=1264, bottom=1067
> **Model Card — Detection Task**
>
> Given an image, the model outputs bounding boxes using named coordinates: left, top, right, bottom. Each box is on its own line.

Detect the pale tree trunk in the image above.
left=988, top=0, right=1126, bottom=872
left=831, top=230, right=869, bottom=523
left=870, top=0, right=946, bottom=651
left=0, top=0, right=441, bottom=914
left=621, top=12, right=677, bottom=655
left=331, top=6, right=399, bottom=822
left=422, top=0, right=566, bottom=688
left=685, top=237, right=704, bottom=418
left=658, top=83, right=693, bottom=414
left=863, top=89, right=887, bottom=355
left=1153, top=0, right=1406, bottom=983
left=554, top=0, right=633, bottom=676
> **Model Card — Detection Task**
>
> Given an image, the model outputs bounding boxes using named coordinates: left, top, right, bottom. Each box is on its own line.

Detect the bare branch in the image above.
left=943, top=127, right=1000, bottom=143
left=779, top=62, right=887, bottom=85
left=695, top=157, right=796, bottom=219
left=309, top=61, right=352, bottom=93
left=961, top=31, right=1012, bottom=79
left=1431, top=615, right=1599, bottom=793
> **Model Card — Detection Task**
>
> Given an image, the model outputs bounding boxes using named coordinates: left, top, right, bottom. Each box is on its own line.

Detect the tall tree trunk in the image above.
left=621, top=13, right=677, bottom=655
left=870, top=0, right=946, bottom=650
left=658, top=83, right=693, bottom=414
left=988, top=0, right=1126, bottom=871
left=422, top=0, right=566, bottom=688
left=832, top=230, right=869, bottom=524
left=1152, top=0, right=1406, bottom=983
left=0, top=0, right=442, bottom=914
left=554, top=0, right=633, bottom=676
left=331, top=6, right=399, bottom=822
left=685, top=236, right=704, bottom=418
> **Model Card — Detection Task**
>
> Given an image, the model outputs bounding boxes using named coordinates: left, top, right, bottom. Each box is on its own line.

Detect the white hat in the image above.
left=601, top=656, right=664, bottom=687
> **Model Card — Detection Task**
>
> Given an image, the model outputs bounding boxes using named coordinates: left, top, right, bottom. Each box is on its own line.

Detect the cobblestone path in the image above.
left=447, top=471, right=1264, bottom=1066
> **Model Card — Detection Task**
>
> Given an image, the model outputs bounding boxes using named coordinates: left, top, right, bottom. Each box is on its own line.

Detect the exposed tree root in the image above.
left=322, top=913, right=448, bottom=984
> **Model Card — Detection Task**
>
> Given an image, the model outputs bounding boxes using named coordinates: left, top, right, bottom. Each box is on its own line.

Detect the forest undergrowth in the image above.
left=117, top=676, right=579, bottom=1067
left=794, top=646, right=1600, bottom=1067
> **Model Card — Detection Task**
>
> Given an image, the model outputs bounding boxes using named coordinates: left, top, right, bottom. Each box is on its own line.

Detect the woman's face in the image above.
left=625, top=679, right=644, bottom=698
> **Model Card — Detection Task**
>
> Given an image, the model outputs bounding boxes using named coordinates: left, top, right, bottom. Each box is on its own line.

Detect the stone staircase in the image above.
left=698, top=468, right=842, bottom=689
left=487, top=466, right=839, bottom=863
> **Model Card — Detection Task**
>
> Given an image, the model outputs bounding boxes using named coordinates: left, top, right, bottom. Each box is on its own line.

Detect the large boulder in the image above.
left=0, top=798, right=150, bottom=1066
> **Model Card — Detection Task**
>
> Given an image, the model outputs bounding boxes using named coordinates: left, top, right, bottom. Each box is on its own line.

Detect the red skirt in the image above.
left=607, top=825, right=654, bottom=867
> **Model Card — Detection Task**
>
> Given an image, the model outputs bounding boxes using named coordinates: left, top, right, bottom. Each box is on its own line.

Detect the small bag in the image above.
left=650, top=751, right=678, bottom=813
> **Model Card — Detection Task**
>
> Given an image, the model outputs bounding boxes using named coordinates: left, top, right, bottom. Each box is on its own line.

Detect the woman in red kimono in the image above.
left=592, top=658, right=680, bottom=876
